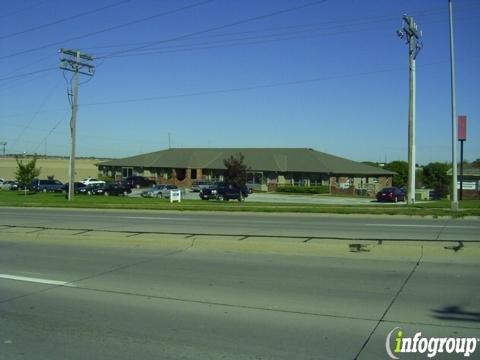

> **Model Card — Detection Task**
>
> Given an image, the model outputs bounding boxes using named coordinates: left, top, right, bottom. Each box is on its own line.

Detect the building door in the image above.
left=122, top=167, right=133, bottom=179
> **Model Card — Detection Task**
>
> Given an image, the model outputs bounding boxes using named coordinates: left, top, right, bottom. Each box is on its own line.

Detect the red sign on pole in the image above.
left=458, top=115, right=467, bottom=141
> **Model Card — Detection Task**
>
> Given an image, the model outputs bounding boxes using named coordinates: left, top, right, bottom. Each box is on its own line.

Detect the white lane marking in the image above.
left=120, top=216, right=193, bottom=221
left=0, top=274, right=75, bottom=287
left=365, top=224, right=478, bottom=229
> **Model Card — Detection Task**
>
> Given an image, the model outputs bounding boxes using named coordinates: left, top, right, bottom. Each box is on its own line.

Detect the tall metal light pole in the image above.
left=59, top=49, right=95, bottom=201
left=397, top=15, right=423, bottom=205
left=448, top=0, right=459, bottom=211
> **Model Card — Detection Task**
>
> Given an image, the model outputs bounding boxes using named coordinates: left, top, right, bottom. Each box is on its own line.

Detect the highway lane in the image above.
left=0, top=207, right=479, bottom=240
left=0, top=232, right=479, bottom=359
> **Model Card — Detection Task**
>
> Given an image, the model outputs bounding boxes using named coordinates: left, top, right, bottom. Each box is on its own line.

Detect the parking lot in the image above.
left=128, top=187, right=404, bottom=205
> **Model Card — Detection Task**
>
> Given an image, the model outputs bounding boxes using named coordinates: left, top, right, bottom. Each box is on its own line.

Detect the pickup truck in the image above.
left=199, top=182, right=249, bottom=202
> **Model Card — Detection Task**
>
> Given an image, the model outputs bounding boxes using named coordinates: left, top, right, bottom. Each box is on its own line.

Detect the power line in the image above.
left=79, top=66, right=411, bottom=107
left=0, top=0, right=214, bottom=61
left=0, top=54, right=53, bottom=78
left=8, top=79, right=63, bottom=150
left=2, top=55, right=477, bottom=120
left=0, top=0, right=49, bottom=20
left=32, top=115, right=69, bottom=154
left=115, top=13, right=480, bottom=59
left=98, top=0, right=330, bottom=59
left=0, top=0, right=131, bottom=40
left=1, top=12, right=477, bottom=82
left=0, top=72, right=55, bottom=93
left=89, top=2, right=479, bottom=55
left=75, top=57, right=472, bottom=106
left=0, top=67, right=57, bottom=81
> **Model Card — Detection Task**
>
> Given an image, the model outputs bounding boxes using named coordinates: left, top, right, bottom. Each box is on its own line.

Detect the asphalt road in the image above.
left=0, top=229, right=479, bottom=360
left=0, top=207, right=479, bottom=241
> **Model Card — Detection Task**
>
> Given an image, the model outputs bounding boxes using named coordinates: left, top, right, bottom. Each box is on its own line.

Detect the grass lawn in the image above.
left=0, top=191, right=479, bottom=217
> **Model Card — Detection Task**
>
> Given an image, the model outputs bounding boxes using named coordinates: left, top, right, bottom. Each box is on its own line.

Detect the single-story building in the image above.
left=98, top=148, right=395, bottom=195
left=447, top=166, right=480, bottom=199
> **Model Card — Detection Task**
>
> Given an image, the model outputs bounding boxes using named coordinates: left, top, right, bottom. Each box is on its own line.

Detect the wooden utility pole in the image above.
left=59, top=49, right=95, bottom=201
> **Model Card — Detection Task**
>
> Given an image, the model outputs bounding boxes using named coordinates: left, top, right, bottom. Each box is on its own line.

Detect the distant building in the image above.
left=98, top=148, right=394, bottom=194
left=447, top=166, right=480, bottom=199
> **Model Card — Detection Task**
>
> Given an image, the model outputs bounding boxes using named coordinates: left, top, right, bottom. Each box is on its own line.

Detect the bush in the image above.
left=276, top=185, right=330, bottom=194
left=432, top=182, right=450, bottom=199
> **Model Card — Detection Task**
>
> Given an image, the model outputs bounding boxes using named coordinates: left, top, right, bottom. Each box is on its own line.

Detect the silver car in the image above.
left=141, top=184, right=168, bottom=198
left=159, top=185, right=186, bottom=198
left=1, top=180, right=15, bottom=190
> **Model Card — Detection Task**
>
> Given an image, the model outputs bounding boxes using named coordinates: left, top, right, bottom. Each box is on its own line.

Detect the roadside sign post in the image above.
left=170, top=190, right=181, bottom=203
left=458, top=115, right=467, bottom=200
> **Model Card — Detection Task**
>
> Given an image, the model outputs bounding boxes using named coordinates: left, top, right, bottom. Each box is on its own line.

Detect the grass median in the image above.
left=0, top=191, right=478, bottom=217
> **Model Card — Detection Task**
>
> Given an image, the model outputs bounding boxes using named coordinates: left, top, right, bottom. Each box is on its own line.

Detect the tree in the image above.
left=384, top=161, right=409, bottom=188
left=223, top=153, right=248, bottom=188
left=422, top=162, right=450, bottom=198
left=15, top=155, right=41, bottom=192
left=471, top=159, right=480, bottom=168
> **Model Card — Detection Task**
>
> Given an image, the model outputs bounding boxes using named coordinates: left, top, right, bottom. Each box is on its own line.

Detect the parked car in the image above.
left=190, top=180, right=215, bottom=192
left=61, top=182, right=87, bottom=194
left=376, top=187, right=406, bottom=203
left=123, top=176, right=155, bottom=189
left=200, top=182, right=249, bottom=202
left=80, top=177, right=106, bottom=186
left=0, top=180, right=17, bottom=190
left=90, top=183, right=132, bottom=196
left=31, top=179, right=64, bottom=192
left=78, top=183, right=105, bottom=195
left=199, top=185, right=217, bottom=200
left=158, top=185, right=185, bottom=198
left=141, top=184, right=168, bottom=198
left=10, top=181, right=24, bottom=191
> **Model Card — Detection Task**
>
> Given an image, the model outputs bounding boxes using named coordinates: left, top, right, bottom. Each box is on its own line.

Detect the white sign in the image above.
left=170, top=189, right=181, bottom=203
left=457, top=181, right=477, bottom=190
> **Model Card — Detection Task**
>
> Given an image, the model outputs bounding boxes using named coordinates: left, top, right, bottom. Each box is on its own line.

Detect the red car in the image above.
left=376, top=187, right=406, bottom=203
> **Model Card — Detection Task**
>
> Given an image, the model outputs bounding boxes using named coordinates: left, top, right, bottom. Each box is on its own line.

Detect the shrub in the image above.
left=276, top=185, right=330, bottom=194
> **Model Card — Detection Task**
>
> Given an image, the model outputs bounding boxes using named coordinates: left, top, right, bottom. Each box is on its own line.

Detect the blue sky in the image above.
left=0, top=0, right=479, bottom=164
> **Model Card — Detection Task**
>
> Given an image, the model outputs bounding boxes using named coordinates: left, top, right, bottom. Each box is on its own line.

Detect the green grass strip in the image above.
left=0, top=191, right=478, bottom=217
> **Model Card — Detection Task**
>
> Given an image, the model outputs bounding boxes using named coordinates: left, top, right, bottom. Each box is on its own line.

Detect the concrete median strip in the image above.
left=1, top=226, right=479, bottom=261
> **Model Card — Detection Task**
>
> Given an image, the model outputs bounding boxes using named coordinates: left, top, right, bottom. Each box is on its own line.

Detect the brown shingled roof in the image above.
left=99, top=148, right=395, bottom=176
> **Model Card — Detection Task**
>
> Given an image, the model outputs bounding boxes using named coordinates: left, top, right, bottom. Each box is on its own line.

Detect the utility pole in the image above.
left=59, top=49, right=95, bottom=201
left=0, top=142, right=6, bottom=157
left=448, top=0, right=459, bottom=211
left=397, top=15, right=423, bottom=205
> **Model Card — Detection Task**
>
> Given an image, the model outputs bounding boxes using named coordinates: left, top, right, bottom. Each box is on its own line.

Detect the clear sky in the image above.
left=0, top=0, right=479, bottom=164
